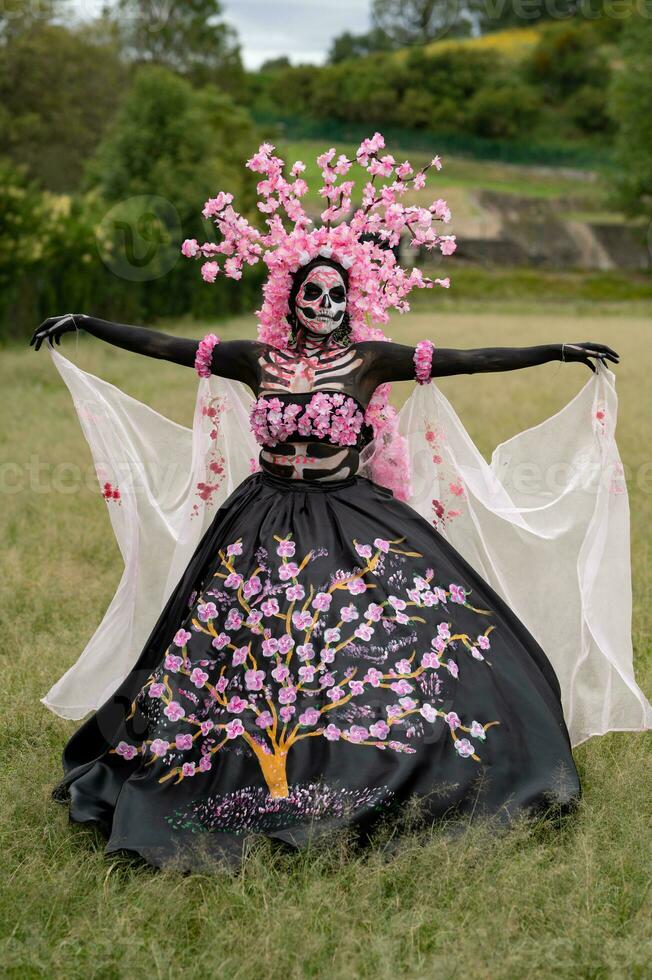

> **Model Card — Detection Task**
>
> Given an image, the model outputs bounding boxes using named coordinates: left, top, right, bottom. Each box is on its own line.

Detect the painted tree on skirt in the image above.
left=114, top=534, right=498, bottom=798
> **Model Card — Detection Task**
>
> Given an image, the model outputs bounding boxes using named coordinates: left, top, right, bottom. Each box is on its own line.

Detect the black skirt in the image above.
left=53, top=472, right=581, bottom=871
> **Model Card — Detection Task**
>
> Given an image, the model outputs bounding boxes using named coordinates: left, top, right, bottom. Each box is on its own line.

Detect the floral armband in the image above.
left=194, top=333, right=221, bottom=378
left=414, top=340, right=435, bottom=384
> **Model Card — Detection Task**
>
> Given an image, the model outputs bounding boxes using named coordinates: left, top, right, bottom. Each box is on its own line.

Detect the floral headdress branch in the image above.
left=182, top=132, right=455, bottom=349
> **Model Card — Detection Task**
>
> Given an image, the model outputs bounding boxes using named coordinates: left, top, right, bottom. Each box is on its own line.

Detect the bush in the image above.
left=609, top=13, right=652, bottom=218
left=0, top=68, right=266, bottom=342
left=523, top=23, right=609, bottom=103
left=466, top=86, right=542, bottom=141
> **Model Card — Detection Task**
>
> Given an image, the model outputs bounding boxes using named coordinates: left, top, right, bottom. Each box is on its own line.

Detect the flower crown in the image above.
left=182, top=132, right=455, bottom=348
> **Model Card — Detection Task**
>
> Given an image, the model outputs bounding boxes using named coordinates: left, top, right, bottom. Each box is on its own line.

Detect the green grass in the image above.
left=279, top=139, right=610, bottom=210
left=1, top=306, right=650, bottom=978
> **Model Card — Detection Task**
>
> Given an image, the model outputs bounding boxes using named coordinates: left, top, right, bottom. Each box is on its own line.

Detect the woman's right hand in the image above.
left=30, top=313, right=83, bottom=351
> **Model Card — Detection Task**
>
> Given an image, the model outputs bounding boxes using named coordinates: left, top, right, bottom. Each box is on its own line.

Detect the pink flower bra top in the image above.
left=250, top=391, right=371, bottom=449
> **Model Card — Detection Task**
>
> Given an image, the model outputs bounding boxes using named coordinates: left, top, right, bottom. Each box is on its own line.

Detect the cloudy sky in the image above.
left=221, top=0, right=371, bottom=67
left=73, top=1, right=372, bottom=68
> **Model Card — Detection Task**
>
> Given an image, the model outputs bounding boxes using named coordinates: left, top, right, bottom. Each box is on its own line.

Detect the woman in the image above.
left=31, top=137, right=648, bottom=872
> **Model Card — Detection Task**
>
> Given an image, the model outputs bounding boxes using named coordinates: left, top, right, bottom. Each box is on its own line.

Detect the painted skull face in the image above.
left=294, top=264, right=347, bottom=336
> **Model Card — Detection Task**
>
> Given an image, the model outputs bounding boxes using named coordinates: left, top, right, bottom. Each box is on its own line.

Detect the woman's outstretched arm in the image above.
left=29, top=313, right=261, bottom=388
left=362, top=340, right=619, bottom=388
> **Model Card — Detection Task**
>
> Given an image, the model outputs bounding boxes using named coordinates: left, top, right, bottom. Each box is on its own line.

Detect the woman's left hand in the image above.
left=561, top=342, right=619, bottom=372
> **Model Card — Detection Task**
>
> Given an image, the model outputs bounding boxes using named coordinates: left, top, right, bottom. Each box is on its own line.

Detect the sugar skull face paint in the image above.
left=294, top=264, right=347, bottom=336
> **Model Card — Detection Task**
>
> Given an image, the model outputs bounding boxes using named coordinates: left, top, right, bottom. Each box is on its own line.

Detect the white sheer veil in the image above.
left=42, top=345, right=651, bottom=748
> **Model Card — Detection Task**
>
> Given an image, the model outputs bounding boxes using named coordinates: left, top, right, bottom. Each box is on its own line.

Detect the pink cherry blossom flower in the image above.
left=279, top=561, right=300, bottom=581
left=225, top=610, right=243, bottom=630
left=232, top=646, right=248, bottom=666
left=164, top=701, right=185, bottom=722
left=181, top=238, right=199, bottom=258
left=224, top=573, right=243, bottom=590
left=292, top=610, right=313, bottom=631
left=446, top=660, right=459, bottom=679
left=212, top=632, right=230, bottom=650
left=286, top=584, right=305, bottom=601
left=226, top=719, right=244, bottom=739
left=324, top=627, right=341, bottom=643
left=261, top=598, right=279, bottom=617
left=364, top=667, right=383, bottom=687
left=277, top=539, right=295, bottom=557
left=226, top=541, right=242, bottom=556
left=470, top=721, right=486, bottom=740
left=176, top=733, right=193, bottom=751
left=324, top=723, right=341, bottom=740
left=165, top=654, right=183, bottom=672
left=245, top=668, right=265, bottom=691
left=320, top=648, right=335, bottom=664
left=355, top=542, right=372, bottom=559
left=374, top=538, right=390, bottom=553
left=354, top=623, right=374, bottom=641
left=455, top=738, right=475, bottom=758
left=395, top=659, right=412, bottom=675
left=421, top=652, right=441, bottom=669
left=150, top=738, right=169, bottom=756
left=312, top=592, right=332, bottom=611
left=279, top=705, right=295, bottom=722
left=370, top=720, right=390, bottom=739
left=197, top=602, right=217, bottom=622
left=198, top=755, right=212, bottom=772
left=299, top=707, right=321, bottom=726
left=349, top=680, right=365, bottom=696
left=148, top=683, right=165, bottom=699
left=444, top=711, right=461, bottom=730
left=173, top=629, right=192, bottom=647
left=190, top=667, right=209, bottom=688
left=201, top=261, right=219, bottom=283
left=399, top=696, right=417, bottom=710
left=365, top=603, right=384, bottom=622
left=272, top=663, right=290, bottom=682
left=348, top=578, right=367, bottom=596
left=116, top=741, right=138, bottom=760
left=297, top=642, right=315, bottom=661
left=390, top=679, right=413, bottom=695
left=243, top=575, right=262, bottom=598
left=262, top=637, right=279, bottom=657
left=256, top=710, right=274, bottom=728
left=420, top=703, right=438, bottom=723
left=340, top=604, right=359, bottom=622
left=346, top=725, right=369, bottom=743
left=278, top=686, right=297, bottom=704
left=200, top=720, right=214, bottom=735
left=278, top=634, right=295, bottom=654
left=227, top=696, right=248, bottom=714
left=477, top=634, right=491, bottom=650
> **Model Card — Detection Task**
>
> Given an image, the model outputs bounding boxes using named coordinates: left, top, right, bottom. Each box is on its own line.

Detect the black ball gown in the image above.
left=52, top=379, right=581, bottom=872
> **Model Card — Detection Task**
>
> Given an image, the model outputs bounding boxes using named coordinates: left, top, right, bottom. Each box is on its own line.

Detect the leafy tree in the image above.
left=86, top=65, right=261, bottom=318
left=259, top=56, right=292, bottom=72
left=0, top=22, right=128, bottom=191
left=523, top=23, right=609, bottom=103
left=116, top=0, right=243, bottom=89
left=327, top=27, right=395, bottom=63
left=610, top=12, right=652, bottom=217
left=0, top=0, right=65, bottom=40
left=466, top=85, right=542, bottom=140
left=371, top=0, right=474, bottom=45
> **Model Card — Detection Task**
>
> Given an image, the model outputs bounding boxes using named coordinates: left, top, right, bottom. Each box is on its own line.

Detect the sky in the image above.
left=72, top=1, right=373, bottom=69
left=221, top=0, right=371, bottom=68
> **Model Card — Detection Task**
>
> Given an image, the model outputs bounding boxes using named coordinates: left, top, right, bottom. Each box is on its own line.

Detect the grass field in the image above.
left=280, top=140, right=608, bottom=208
left=1, top=305, right=650, bottom=978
